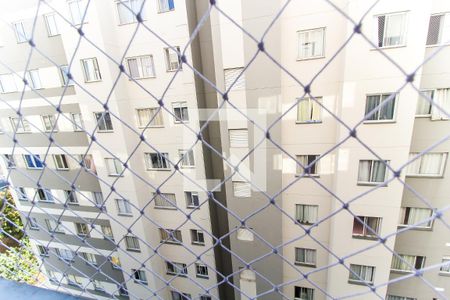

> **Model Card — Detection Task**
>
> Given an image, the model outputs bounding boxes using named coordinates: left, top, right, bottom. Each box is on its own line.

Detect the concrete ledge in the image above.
left=0, top=278, right=87, bottom=299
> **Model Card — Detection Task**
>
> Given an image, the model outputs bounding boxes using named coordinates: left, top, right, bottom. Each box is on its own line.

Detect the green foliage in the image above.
left=0, top=190, right=24, bottom=241
left=0, top=238, right=39, bottom=284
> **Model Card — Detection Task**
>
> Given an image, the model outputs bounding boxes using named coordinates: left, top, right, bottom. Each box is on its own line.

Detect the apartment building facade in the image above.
left=0, top=0, right=449, bottom=300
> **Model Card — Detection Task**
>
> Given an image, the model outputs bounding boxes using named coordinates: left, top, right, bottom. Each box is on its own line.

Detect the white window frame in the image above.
left=352, top=216, right=382, bottom=239
left=391, top=254, right=425, bottom=272
left=116, top=198, right=133, bottom=216
left=386, top=295, right=416, bottom=300
left=0, top=74, right=18, bottom=93
left=23, top=154, right=43, bottom=169
left=348, top=264, right=375, bottom=285
left=406, top=152, right=447, bottom=177
left=81, top=58, right=101, bottom=82
left=46, top=218, right=64, bottom=233
left=232, top=181, right=251, bottom=198
left=190, top=229, right=205, bottom=245
left=28, top=217, right=39, bottom=230
left=60, top=65, right=74, bottom=86
left=10, top=117, right=31, bottom=133
left=296, top=154, right=320, bottom=176
left=105, top=158, right=123, bottom=176
left=53, top=154, right=69, bottom=170
left=81, top=252, right=97, bottom=266
left=375, top=12, right=408, bottom=48
left=75, top=222, right=90, bottom=237
left=17, top=187, right=28, bottom=201
left=44, top=13, right=59, bottom=36
left=195, top=263, right=209, bottom=279
left=41, top=115, right=58, bottom=132
left=64, top=190, right=78, bottom=204
left=159, top=228, right=182, bottom=244
left=13, top=20, right=31, bottom=43
left=166, top=261, right=188, bottom=276
left=37, top=245, right=49, bottom=256
left=172, top=102, right=189, bottom=123
left=132, top=269, right=148, bottom=284
left=68, top=0, right=88, bottom=25
left=125, top=235, right=141, bottom=251
left=364, top=93, right=397, bottom=123
left=294, top=286, right=314, bottom=300
left=185, top=191, right=199, bottom=208
left=71, top=113, right=84, bottom=131
left=136, top=107, right=163, bottom=127
left=415, top=90, right=434, bottom=117
left=101, top=225, right=114, bottom=240
left=357, top=160, right=389, bottom=185
left=295, top=204, right=318, bottom=225
left=294, top=247, right=317, bottom=267
left=296, top=97, right=323, bottom=123
left=398, top=207, right=434, bottom=229
left=179, top=149, right=195, bottom=168
left=158, top=0, right=175, bottom=13
left=426, top=13, right=450, bottom=46
left=3, top=154, right=16, bottom=169
left=145, top=152, right=170, bottom=170
left=164, top=46, right=182, bottom=71
left=439, top=257, right=450, bottom=274
left=116, top=0, right=146, bottom=25
left=126, top=55, right=155, bottom=79
left=25, top=69, right=42, bottom=89
left=297, top=27, right=325, bottom=60
left=37, top=189, right=54, bottom=202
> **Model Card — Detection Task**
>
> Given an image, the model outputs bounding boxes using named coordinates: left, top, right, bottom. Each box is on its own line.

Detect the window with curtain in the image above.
left=158, top=0, right=175, bottom=12
left=295, top=204, right=318, bottom=225
left=232, top=181, right=251, bottom=197
left=125, top=235, right=140, bottom=251
left=101, top=225, right=114, bottom=240
left=116, top=198, right=132, bottom=215
left=80, top=252, right=97, bottom=265
left=159, top=228, right=182, bottom=244
left=153, top=192, right=176, bottom=208
left=164, top=46, right=182, bottom=71
left=68, top=0, right=88, bottom=25
left=105, top=158, right=123, bottom=176
left=298, top=28, right=325, bottom=59
left=426, top=13, right=450, bottom=46
left=42, top=115, right=57, bottom=132
left=132, top=269, right=148, bottom=284
left=116, top=0, right=146, bottom=24
left=357, top=160, right=388, bottom=184
left=364, top=93, right=396, bottom=121
left=440, top=257, right=450, bottom=273
left=224, top=68, right=246, bottom=90
left=294, top=286, right=314, bottom=300
left=406, top=152, right=447, bottom=177
left=10, top=117, right=31, bottom=133
left=179, top=149, right=195, bottom=167
left=145, top=152, right=170, bottom=169
left=81, top=58, right=102, bottom=82
left=430, top=88, right=450, bottom=120
left=399, top=207, right=433, bottom=228
left=391, top=254, right=425, bottom=272
left=172, top=102, right=189, bottom=122
left=296, top=155, right=320, bottom=176
left=295, top=248, right=316, bottom=267
left=376, top=12, right=408, bottom=47
left=229, top=129, right=249, bottom=148
left=416, top=90, right=434, bottom=116
left=126, top=55, right=155, bottom=78
left=0, top=74, right=18, bottom=93
left=137, top=108, right=163, bottom=127
left=386, top=295, right=416, bottom=300
left=352, top=216, right=381, bottom=238
left=166, top=261, right=188, bottom=276
left=297, top=97, right=322, bottom=123
left=348, top=264, right=375, bottom=284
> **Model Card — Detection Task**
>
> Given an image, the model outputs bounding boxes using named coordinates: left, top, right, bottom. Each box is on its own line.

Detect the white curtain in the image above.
left=140, top=56, right=154, bottom=77
left=127, top=58, right=139, bottom=78
left=371, top=161, right=386, bottom=182
left=311, top=99, right=322, bottom=121
left=416, top=91, right=433, bottom=115
left=406, top=153, right=421, bottom=175
left=297, top=100, right=310, bottom=122
left=384, top=13, right=406, bottom=46
left=431, top=88, right=450, bottom=120
left=358, top=160, right=371, bottom=182
left=296, top=205, right=318, bottom=224
left=311, top=29, right=324, bottom=57
left=392, top=255, right=414, bottom=271
left=420, top=153, right=443, bottom=175
left=407, top=207, right=432, bottom=225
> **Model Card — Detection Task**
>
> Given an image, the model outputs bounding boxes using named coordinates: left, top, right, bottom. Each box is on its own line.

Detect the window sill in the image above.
left=363, top=120, right=396, bottom=124
left=29, top=228, right=39, bottom=231
left=84, top=80, right=102, bottom=83
left=26, top=167, right=44, bottom=170
left=118, top=21, right=139, bottom=26
left=158, top=9, right=175, bottom=14
left=295, top=174, right=320, bottom=178
left=352, top=234, right=379, bottom=241
left=426, top=43, right=450, bottom=48
left=192, top=242, right=205, bottom=246
left=146, top=168, right=171, bottom=171
left=133, top=280, right=148, bottom=285
left=370, top=45, right=407, bottom=51
left=196, top=275, right=209, bottom=279
left=137, top=125, right=164, bottom=129
left=186, top=206, right=199, bottom=209
left=108, top=174, right=124, bottom=177
left=97, top=130, right=114, bottom=133
left=296, top=55, right=325, bottom=61
left=295, top=121, right=322, bottom=124
left=390, top=269, right=413, bottom=274
left=356, top=182, right=387, bottom=187
left=167, top=273, right=187, bottom=277
left=173, top=121, right=190, bottom=125
left=47, top=34, right=61, bottom=38
left=166, top=69, right=182, bottom=72
left=161, top=241, right=182, bottom=245
left=55, top=168, right=69, bottom=171
left=348, top=280, right=373, bottom=286
left=294, top=262, right=316, bottom=268
left=439, top=271, right=450, bottom=277
left=67, top=202, right=79, bottom=206
left=154, top=206, right=177, bottom=210
left=15, top=131, right=32, bottom=134
left=296, top=221, right=316, bottom=226
left=415, top=115, right=431, bottom=118
left=128, top=76, right=156, bottom=80
left=397, top=225, right=432, bottom=231
left=126, top=248, right=141, bottom=253
left=118, top=213, right=133, bottom=217
left=38, top=200, right=55, bottom=203
left=405, top=174, right=444, bottom=179
left=180, top=166, right=196, bottom=169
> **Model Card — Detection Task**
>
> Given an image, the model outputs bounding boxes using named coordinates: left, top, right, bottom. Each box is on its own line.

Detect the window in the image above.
left=57, top=248, right=74, bottom=261
left=81, top=58, right=101, bottom=82
left=165, top=47, right=182, bottom=71
left=93, top=192, right=104, bottom=207
left=127, top=55, right=155, bottom=79
left=153, top=193, right=176, bottom=209
left=295, top=204, right=318, bottom=225
left=47, top=270, right=58, bottom=282
left=416, top=90, right=434, bottom=116
left=137, top=108, right=163, bottom=127
left=200, top=296, right=212, bottom=300
left=29, top=217, right=39, bottom=229
left=3, top=154, right=16, bottom=168
left=105, top=158, right=123, bottom=176
left=166, top=261, right=188, bottom=276
left=68, top=0, right=88, bottom=25
left=64, top=190, right=78, bottom=204
left=116, top=198, right=132, bottom=215
left=376, top=12, right=408, bottom=47
left=145, top=152, right=169, bottom=169
left=349, top=264, right=375, bottom=284
left=440, top=257, right=450, bottom=274
left=37, top=245, right=49, bottom=256
left=44, top=13, right=59, bottom=36
left=60, top=65, right=74, bottom=86
left=159, top=228, right=182, bottom=244
left=94, top=111, right=113, bottom=131
left=125, top=235, right=140, bottom=251
left=185, top=192, right=199, bottom=208
left=195, top=263, right=209, bottom=279
left=79, top=154, right=95, bottom=172
left=75, top=223, right=90, bottom=237
left=0, top=74, right=17, bottom=93
left=391, top=254, right=425, bottom=272
left=352, top=216, right=381, bottom=238
left=295, top=248, right=316, bottom=267
left=399, top=207, right=433, bottom=228
left=171, top=291, right=192, bottom=300
left=132, top=269, right=148, bottom=284
left=364, top=94, right=396, bottom=121
left=179, top=149, right=195, bottom=167
left=294, top=286, right=314, bottom=300
left=426, top=88, right=450, bottom=120
left=13, top=20, right=31, bottom=43
left=232, top=181, right=251, bottom=198
left=116, top=0, right=146, bottom=25
left=66, top=274, right=81, bottom=286
left=172, top=102, right=189, bottom=123
left=296, top=155, right=320, bottom=176
left=298, top=27, right=325, bottom=60
left=42, top=115, right=58, bottom=132
left=426, top=13, right=450, bottom=46
left=101, top=225, right=114, bottom=240
left=109, top=256, right=121, bottom=269
left=25, top=70, right=42, bottom=89
left=45, top=219, right=63, bottom=233
left=118, top=284, right=128, bottom=296
left=17, top=187, right=28, bottom=201
left=224, top=67, right=246, bottom=90
left=80, top=252, right=97, bottom=265
left=190, top=229, right=205, bottom=245
left=24, top=154, right=43, bottom=169
left=10, top=117, right=31, bottom=133
left=70, top=113, right=84, bottom=130
left=53, top=154, right=69, bottom=170
left=237, top=228, right=254, bottom=241
left=229, top=129, right=249, bottom=147
left=93, top=280, right=104, bottom=291
left=406, top=152, right=447, bottom=177
left=158, top=0, right=174, bottom=12
left=386, top=295, right=416, bottom=300
left=297, top=97, right=322, bottom=123
left=37, top=189, right=53, bottom=202
left=357, top=160, right=387, bottom=184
